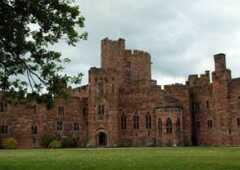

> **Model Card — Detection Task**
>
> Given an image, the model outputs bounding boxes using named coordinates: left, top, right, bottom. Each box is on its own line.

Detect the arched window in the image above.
left=145, top=113, right=151, bottom=129
left=207, top=120, right=213, bottom=129
left=31, top=125, right=38, bottom=134
left=97, top=81, right=104, bottom=96
left=121, top=113, right=127, bottom=129
left=133, top=113, right=139, bottom=129
left=97, top=104, right=105, bottom=120
left=176, top=118, right=181, bottom=131
left=166, top=118, right=173, bottom=134
left=158, top=118, right=162, bottom=135
left=237, top=118, right=240, bottom=128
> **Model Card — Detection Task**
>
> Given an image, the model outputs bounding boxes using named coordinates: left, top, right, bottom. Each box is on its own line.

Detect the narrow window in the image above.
left=192, top=102, right=200, bottom=113
left=196, top=121, right=201, bottom=129
left=133, top=113, right=139, bottom=129
left=97, top=104, right=104, bottom=120
left=121, top=113, right=127, bottom=129
left=58, top=106, right=64, bottom=119
left=0, top=125, right=8, bottom=134
left=0, top=102, right=4, bottom=112
left=74, top=123, right=80, bottom=131
left=31, top=126, right=38, bottom=134
left=158, top=118, right=162, bottom=135
left=145, top=113, right=151, bottom=129
left=207, top=120, right=213, bottom=129
left=176, top=118, right=181, bottom=131
left=166, top=118, right=173, bottom=134
left=206, top=100, right=209, bottom=109
left=237, top=118, right=240, bottom=127
left=57, top=121, right=63, bottom=131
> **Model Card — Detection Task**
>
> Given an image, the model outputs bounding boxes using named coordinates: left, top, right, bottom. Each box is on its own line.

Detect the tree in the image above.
left=0, top=0, right=87, bottom=98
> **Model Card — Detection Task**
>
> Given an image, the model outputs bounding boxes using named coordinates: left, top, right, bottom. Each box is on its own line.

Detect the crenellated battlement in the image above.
left=187, top=71, right=210, bottom=87
left=101, top=38, right=152, bottom=82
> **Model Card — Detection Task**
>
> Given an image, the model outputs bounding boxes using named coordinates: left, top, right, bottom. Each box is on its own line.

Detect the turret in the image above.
left=101, top=38, right=126, bottom=69
left=214, top=53, right=226, bottom=72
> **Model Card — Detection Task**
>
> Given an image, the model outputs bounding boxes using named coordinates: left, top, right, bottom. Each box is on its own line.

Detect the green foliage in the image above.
left=41, top=134, right=55, bottom=148
left=61, top=136, right=78, bottom=148
left=1, top=137, right=17, bottom=149
left=0, top=0, right=87, bottom=97
left=48, top=140, right=62, bottom=149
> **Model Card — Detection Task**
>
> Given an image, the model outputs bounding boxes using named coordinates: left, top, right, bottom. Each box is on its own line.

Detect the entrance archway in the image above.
left=97, top=132, right=107, bottom=146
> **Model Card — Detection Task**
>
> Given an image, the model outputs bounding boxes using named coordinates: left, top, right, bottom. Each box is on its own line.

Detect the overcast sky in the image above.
left=54, top=0, right=240, bottom=86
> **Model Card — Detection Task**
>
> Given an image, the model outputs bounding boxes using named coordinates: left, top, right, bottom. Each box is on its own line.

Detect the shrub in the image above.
left=48, top=140, right=62, bottom=149
left=2, top=137, right=17, bottom=149
left=41, top=134, right=55, bottom=148
left=61, top=136, right=77, bottom=148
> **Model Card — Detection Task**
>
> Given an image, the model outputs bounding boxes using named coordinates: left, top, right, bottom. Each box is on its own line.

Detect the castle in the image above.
left=1, top=38, right=240, bottom=148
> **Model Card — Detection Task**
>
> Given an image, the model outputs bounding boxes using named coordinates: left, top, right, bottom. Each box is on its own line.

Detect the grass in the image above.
left=0, top=147, right=240, bottom=170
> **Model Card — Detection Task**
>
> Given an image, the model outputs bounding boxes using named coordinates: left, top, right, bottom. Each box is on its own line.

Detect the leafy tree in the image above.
left=0, top=0, right=87, bottom=98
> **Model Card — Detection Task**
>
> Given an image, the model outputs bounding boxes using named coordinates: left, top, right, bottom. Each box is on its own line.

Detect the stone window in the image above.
left=83, top=107, right=87, bottom=116
left=0, top=125, right=8, bottom=134
left=31, top=125, right=38, bottom=134
left=158, top=118, right=162, bottom=135
left=237, top=118, right=240, bottom=127
left=192, top=102, right=200, bottom=113
left=133, top=113, right=139, bottom=129
left=121, top=113, right=127, bottom=129
left=176, top=118, right=181, bottom=132
left=166, top=118, right=173, bottom=134
left=145, top=113, right=151, bottom=129
left=97, top=104, right=104, bottom=120
left=32, top=136, right=36, bottom=144
left=74, top=123, right=80, bottom=131
left=97, top=82, right=104, bottom=96
left=57, top=121, right=63, bottom=131
left=196, top=121, right=201, bottom=129
left=112, top=84, right=115, bottom=94
left=206, top=100, right=209, bottom=109
left=207, top=120, right=213, bottom=129
left=58, top=106, right=64, bottom=119
left=0, top=102, right=4, bottom=112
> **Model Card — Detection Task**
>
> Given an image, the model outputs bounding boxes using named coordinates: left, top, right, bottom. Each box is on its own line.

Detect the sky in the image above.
left=54, top=0, right=240, bottom=86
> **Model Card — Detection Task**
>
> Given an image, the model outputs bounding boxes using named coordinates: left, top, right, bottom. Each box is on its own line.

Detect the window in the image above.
left=0, top=125, right=8, bottom=134
left=57, top=121, right=63, bottom=131
left=166, top=118, right=173, bottom=134
left=145, top=113, right=151, bottom=129
left=207, top=120, right=213, bottom=129
left=97, top=104, right=105, bottom=120
left=97, top=82, right=104, bottom=96
left=31, top=126, right=38, bottom=134
left=176, top=118, right=181, bottom=131
left=112, top=84, right=115, bottom=94
left=0, top=102, right=4, bottom=112
left=121, top=113, right=127, bottom=129
left=237, top=118, right=240, bottom=127
left=196, top=121, right=201, bottom=129
left=58, top=106, right=64, bottom=119
left=192, top=102, right=200, bottom=113
left=74, top=123, right=80, bottom=131
left=133, top=113, right=139, bottom=129
left=206, top=101, right=209, bottom=109
left=158, top=118, right=162, bottom=135
left=83, top=107, right=87, bottom=116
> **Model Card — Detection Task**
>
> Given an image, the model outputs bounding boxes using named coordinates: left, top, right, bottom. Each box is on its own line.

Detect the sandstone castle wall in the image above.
left=1, top=38, right=240, bottom=148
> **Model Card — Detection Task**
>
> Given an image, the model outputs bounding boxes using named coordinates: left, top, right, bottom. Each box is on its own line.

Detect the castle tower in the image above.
left=101, top=38, right=125, bottom=70
left=212, top=53, right=232, bottom=145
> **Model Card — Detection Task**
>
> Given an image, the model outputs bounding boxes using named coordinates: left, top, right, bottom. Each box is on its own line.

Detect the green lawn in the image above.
left=0, top=147, right=240, bottom=170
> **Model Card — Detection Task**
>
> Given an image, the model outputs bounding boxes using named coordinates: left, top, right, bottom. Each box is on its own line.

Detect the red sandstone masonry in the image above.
left=1, top=39, right=240, bottom=148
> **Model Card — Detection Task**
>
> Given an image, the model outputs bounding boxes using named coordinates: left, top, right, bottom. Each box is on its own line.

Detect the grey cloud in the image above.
left=54, top=0, right=240, bottom=85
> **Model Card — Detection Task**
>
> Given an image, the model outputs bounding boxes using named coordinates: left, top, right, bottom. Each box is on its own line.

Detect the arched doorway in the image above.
left=97, top=132, right=107, bottom=146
